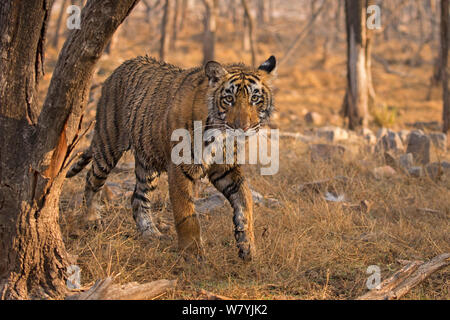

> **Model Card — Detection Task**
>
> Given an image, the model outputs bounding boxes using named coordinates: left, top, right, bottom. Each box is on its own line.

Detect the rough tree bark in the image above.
left=202, top=0, right=217, bottom=64
left=342, top=0, right=369, bottom=130
left=442, top=0, right=449, bottom=133
left=0, top=0, right=140, bottom=300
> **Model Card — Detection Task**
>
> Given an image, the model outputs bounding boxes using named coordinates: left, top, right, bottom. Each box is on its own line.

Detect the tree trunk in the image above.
left=268, top=0, right=274, bottom=24
left=257, top=0, right=265, bottom=25
left=0, top=0, right=140, bottom=300
left=179, top=0, right=188, bottom=32
left=170, top=0, right=179, bottom=50
left=159, top=0, right=170, bottom=61
left=342, top=0, right=369, bottom=130
left=241, top=0, right=256, bottom=67
left=442, top=0, right=449, bottom=133
left=202, top=0, right=217, bottom=64
left=52, top=0, right=68, bottom=48
left=366, top=0, right=376, bottom=104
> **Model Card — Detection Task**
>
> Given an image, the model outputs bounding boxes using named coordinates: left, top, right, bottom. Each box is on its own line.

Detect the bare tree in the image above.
left=0, top=0, right=139, bottom=300
left=178, top=0, right=188, bottom=32
left=170, top=0, right=180, bottom=50
left=241, top=0, right=256, bottom=67
left=442, top=0, right=449, bottom=132
left=52, top=0, right=69, bottom=48
left=202, top=0, right=217, bottom=64
left=341, top=0, right=369, bottom=130
left=256, top=0, right=266, bottom=25
left=159, top=0, right=170, bottom=60
left=365, top=0, right=376, bottom=103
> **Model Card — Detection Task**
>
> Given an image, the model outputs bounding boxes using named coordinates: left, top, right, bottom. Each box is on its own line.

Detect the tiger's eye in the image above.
left=224, top=96, right=234, bottom=104
left=251, top=95, right=260, bottom=103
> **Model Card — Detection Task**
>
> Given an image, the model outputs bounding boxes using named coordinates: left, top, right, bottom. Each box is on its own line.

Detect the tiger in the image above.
left=66, top=55, right=277, bottom=261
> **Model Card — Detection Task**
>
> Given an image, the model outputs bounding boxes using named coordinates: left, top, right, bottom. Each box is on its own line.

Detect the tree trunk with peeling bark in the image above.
left=0, top=0, right=140, bottom=300
left=342, top=0, right=369, bottom=130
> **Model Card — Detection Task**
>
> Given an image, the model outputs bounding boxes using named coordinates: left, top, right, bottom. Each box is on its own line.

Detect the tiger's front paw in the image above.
left=179, top=238, right=205, bottom=262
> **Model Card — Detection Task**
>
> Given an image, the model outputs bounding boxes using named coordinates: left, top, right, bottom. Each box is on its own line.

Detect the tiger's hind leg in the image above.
left=131, top=156, right=164, bottom=239
left=83, top=141, right=124, bottom=226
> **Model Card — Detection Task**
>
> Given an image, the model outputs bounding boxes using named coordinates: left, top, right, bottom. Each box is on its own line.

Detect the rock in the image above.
left=399, top=153, right=413, bottom=170
left=360, top=128, right=377, bottom=145
left=429, top=132, right=447, bottom=151
left=408, top=166, right=423, bottom=178
left=372, top=166, right=397, bottom=179
left=316, top=126, right=349, bottom=142
left=304, top=111, right=323, bottom=125
left=324, top=192, right=346, bottom=202
left=406, top=130, right=431, bottom=165
left=425, top=161, right=450, bottom=179
left=376, top=130, right=404, bottom=153
left=251, top=190, right=280, bottom=208
left=195, top=194, right=226, bottom=214
left=310, top=144, right=346, bottom=162
left=376, top=128, right=389, bottom=139
left=398, top=130, right=410, bottom=145
left=384, top=151, right=398, bottom=167
left=196, top=189, right=280, bottom=214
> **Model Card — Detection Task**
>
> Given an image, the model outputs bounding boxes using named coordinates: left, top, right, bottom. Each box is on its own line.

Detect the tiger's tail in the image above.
left=66, top=148, right=93, bottom=178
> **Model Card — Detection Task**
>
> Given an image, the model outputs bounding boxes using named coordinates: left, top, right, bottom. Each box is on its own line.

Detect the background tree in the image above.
left=0, top=0, right=139, bottom=299
left=202, top=0, right=218, bottom=64
left=442, top=0, right=449, bottom=132
left=51, top=0, right=68, bottom=48
left=241, top=0, right=256, bottom=66
left=159, top=0, right=170, bottom=60
left=170, top=0, right=180, bottom=50
left=342, top=0, right=369, bottom=130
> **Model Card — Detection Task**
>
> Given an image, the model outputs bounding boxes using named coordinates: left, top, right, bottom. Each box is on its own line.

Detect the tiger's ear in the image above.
left=258, top=56, right=277, bottom=77
left=205, top=61, right=228, bottom=86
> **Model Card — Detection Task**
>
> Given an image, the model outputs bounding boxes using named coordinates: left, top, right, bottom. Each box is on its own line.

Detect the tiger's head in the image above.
left=205, top=56, right=276, bottom=135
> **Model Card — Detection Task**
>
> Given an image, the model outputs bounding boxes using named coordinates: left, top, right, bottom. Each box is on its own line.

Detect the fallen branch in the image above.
left=199, top=289, right=231, bottom=300
left=358, top=253, right=450, bottom=300
left=66, top=278, right=177, bottom=300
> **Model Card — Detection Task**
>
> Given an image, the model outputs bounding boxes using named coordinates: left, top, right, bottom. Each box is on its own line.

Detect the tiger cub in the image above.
left=66, top=55, right=277, bottom=260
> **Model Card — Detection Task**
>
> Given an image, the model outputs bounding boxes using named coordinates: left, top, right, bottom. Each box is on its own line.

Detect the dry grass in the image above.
left=46, top=4, right=450, bottom=300
left=59, top=137, right=449, bottom=300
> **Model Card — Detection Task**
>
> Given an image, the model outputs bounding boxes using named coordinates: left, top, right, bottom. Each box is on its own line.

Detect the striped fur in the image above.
left=67, top=55, right=276, bottom=260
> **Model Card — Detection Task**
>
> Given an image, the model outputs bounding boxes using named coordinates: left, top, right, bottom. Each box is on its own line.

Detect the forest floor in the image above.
left=41, top=11, right=450, bottom=299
